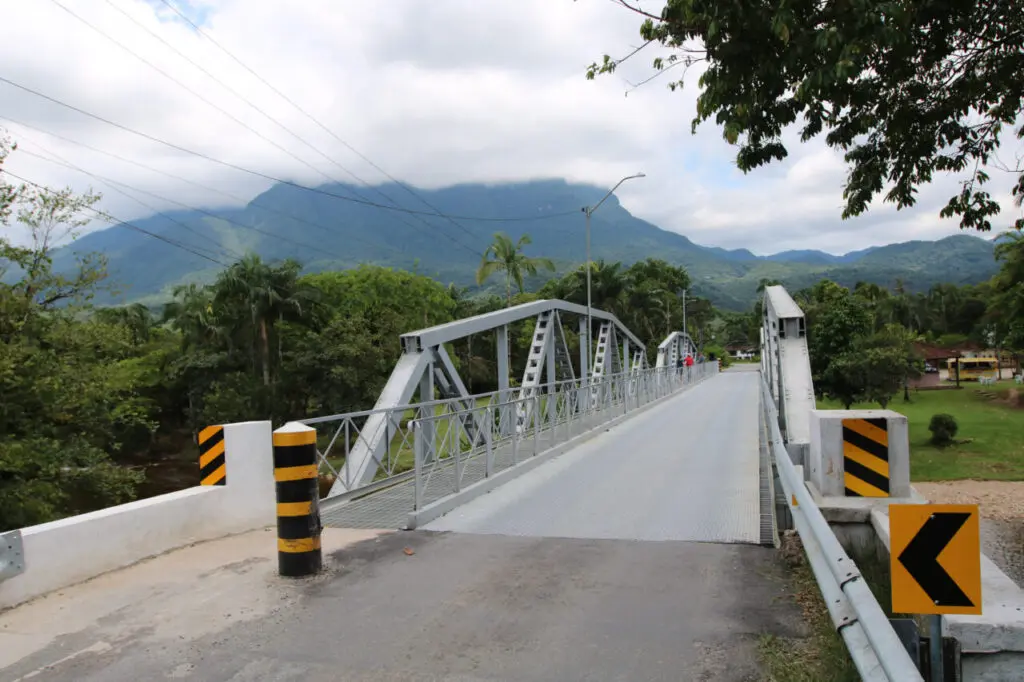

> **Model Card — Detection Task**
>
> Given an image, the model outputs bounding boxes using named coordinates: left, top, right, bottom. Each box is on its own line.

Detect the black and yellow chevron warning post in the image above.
left=842, top=418, right=890, bottom=497
left=273, top=423, right=322, bottom=577
left=198, top=425, right=226, bottom=486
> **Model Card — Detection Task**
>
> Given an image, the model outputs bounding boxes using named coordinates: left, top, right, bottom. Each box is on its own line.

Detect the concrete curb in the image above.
left=406, top=373, right=715, bottom=530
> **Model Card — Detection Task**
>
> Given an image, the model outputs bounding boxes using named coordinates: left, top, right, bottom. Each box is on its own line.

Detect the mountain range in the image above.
left=45, top=179, right=1001, bottom=311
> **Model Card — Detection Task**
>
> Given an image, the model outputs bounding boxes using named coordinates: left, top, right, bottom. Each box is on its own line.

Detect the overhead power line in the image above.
left=102, top=0, right=484, bottom=253
left=47, top=0, right=340, bottom=190
left=0, top=78, right=569, bottom=226
left=15, top=143, right=380, bottom=263
left=3, top=169, right=229, bottom=267
left=0, top=115, right=425, bottom=261
left=47, top=0, right=484, bottom=259
left=19, top=142, right=241, bottom=263
left=155, top=0, right=502, bottom=243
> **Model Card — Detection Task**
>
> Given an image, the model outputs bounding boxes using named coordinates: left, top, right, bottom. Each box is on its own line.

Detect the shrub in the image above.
left=929, top=413, right=959, bottom=446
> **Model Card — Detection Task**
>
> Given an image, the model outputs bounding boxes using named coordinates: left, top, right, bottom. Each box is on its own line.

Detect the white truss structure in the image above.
left=655, top=331, right=698, bottom=369
left=324, top=299, right=648, bottom=497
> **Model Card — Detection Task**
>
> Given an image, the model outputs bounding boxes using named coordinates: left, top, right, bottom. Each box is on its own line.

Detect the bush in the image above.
left=929, top=413, right=959, bottom=446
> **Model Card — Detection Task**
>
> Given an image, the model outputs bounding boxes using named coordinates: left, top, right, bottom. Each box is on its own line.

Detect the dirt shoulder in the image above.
left=914, top=481, right=1024, bottom=587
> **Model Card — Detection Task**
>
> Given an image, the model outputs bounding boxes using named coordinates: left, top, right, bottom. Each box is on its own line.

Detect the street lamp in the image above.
left=581, top=173, right=645, bottom=365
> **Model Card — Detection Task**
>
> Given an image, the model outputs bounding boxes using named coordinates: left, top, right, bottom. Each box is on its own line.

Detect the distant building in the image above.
left=727, top=345, right=757, bottom=360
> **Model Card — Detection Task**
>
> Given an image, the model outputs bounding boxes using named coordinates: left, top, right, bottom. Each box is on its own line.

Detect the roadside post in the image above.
left=273, top=422, right=322, bottom=577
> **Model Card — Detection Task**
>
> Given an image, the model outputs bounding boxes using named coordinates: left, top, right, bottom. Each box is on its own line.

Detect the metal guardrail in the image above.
left=410, top=362, right=717, bottom=509
left=1, top=530, right=25, bottom=582
left=302, top=363, right=716, bottom=502
left=760, top=377, right=924, bottom=682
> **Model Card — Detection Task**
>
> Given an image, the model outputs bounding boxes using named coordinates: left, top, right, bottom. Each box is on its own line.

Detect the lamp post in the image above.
left=581, top=173, right=645, bottom=368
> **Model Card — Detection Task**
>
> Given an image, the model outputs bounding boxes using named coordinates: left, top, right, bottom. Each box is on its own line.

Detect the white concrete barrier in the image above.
left=808, top=409, right=911, bottom=499
left=0, top=421, right=275, bottom=610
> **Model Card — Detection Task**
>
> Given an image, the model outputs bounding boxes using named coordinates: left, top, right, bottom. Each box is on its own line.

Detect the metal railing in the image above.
left=302, top=362, right=717, bottom=503
left=411, top=362, right=716, bottom=509
left=760, top=376, right=923, bottom=682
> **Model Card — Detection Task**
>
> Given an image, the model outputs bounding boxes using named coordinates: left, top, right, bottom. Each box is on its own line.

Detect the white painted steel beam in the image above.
left=400, top=299, right=645, bottom=351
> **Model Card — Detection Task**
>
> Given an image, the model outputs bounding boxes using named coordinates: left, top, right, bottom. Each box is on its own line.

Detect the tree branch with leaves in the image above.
left=588, top=0, right=1024, bottom=232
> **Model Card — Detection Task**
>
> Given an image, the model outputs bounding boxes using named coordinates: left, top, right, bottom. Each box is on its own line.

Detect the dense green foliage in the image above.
left=799, top=237, right=1024, bottom=408
left=1, top=138, right=146, bottom=528
left=592, top=0, right=1024, bottom=232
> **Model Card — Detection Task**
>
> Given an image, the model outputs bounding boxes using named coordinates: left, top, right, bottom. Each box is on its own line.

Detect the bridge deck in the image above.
left=427, top=370, right=765, bottom=543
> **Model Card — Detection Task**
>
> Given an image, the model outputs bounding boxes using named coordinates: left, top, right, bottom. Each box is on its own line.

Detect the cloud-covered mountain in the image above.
left=49, top=180, right=1000, bottom=310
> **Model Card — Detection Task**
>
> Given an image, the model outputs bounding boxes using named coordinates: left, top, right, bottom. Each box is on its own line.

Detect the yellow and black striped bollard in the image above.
left=272, top=422, right=322, bottom=577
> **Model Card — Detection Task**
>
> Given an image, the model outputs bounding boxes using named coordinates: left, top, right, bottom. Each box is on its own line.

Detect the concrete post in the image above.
left=273, top=422, right=322, bottom=577
left=222, top=421, right=276, bottom=525
left=808, top=410, right=911, bottom=499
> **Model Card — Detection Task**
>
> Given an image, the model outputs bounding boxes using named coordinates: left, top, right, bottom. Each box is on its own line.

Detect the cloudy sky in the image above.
left=1, top=0, right=1020, bottom=255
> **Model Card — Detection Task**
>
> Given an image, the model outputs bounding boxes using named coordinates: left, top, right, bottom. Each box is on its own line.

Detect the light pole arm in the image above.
left=584, top=173, right=645, bottom=217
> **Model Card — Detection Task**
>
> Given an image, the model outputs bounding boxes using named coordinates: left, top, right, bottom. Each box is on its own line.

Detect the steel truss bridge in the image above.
left=290, top=288, right=919, bottom=680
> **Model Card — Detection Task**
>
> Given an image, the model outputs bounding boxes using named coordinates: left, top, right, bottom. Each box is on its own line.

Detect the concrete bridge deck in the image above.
left=427, top=369, right=766, bottom=543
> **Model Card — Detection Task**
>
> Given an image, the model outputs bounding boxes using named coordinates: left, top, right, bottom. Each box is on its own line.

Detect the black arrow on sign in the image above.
left=898, top=512, right=974, bottom=607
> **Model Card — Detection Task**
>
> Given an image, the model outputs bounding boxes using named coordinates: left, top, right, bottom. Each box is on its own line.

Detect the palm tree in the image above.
left=163, top=283, right=225, bottom=351
left=476, top=232, right=555, bottom=307
left=213, top=254, right=315, bottom=386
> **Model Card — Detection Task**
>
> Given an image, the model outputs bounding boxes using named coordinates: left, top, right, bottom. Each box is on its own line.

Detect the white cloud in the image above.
left=0, top=0, right=1020, bottom=256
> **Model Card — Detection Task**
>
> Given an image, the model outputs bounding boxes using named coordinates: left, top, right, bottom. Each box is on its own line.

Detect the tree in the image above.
left=823, top=345, right=910, bottom=409
left=211, top=255, right=314, bottom=387
left=0, top=134, right=19, bottom=224
left=806, top=282, right=872, bottom=390
left=989, top=230, right=1024, bottom=350
left=591, top=0, right=1024, bottom=232
left=861, top=324, right=924, bottom=403
left=476, top=232, right=555, bottom=307
left=1, top=152, right=147, bottom=530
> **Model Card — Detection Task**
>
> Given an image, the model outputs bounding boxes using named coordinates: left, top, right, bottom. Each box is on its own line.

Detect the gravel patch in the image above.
left=914, top=481, right=1024, bottom=587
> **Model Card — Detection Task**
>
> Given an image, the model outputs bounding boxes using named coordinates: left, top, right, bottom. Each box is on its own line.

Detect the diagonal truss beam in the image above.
left=655, top=331, right=696, bottom=368
left=323, top=299, right=645, bottom=497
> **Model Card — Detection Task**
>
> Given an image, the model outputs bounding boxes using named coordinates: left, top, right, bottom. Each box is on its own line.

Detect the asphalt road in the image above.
left=427, top=370, right=764, bottom=543
left=2, top=531, right=804, bottom=682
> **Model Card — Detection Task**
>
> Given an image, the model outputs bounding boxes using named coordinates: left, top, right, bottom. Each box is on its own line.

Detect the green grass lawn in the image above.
left=817, top=381, right=1024, bottom=481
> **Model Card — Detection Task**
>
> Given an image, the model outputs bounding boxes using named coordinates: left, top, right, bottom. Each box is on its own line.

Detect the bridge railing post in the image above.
left=452, top=412, right=462, bottom=494
left=533, top=394, right=541, bottom=456
left=413, top=420, right=424, bottom=510
left=484, top=407, right=494, bottom=478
